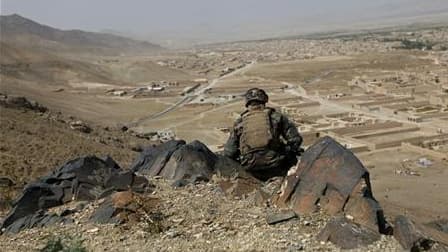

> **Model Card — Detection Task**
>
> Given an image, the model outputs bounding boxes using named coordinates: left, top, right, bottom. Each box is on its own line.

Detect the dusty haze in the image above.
left=2, top=0, right=448, bottom=47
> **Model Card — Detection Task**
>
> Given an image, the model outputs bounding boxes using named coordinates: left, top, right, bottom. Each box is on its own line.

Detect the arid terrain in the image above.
left=1, top=14, right=448, bottom=251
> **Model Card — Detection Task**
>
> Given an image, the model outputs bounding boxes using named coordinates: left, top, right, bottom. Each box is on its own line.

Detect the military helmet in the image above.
left=244, top=88, right=268, bottom=107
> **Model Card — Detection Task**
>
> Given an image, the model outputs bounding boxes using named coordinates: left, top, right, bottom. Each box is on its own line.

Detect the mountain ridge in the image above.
left=0, top=14, right=163, bottom=55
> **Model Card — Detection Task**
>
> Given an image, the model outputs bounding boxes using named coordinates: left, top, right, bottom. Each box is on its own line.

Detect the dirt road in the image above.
left=132, top=61, right=256, bottom=127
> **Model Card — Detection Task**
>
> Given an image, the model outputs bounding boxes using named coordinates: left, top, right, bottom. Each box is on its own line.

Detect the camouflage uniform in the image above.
left=224, top=106, right=303, bottom=181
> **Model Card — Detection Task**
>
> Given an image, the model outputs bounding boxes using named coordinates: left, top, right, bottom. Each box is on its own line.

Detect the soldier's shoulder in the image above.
left=233, top=114, right=244, bottom=127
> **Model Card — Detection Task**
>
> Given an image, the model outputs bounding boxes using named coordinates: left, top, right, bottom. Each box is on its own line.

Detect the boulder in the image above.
left=130, top=140, right=185, bottom=175
left=131, top=140, right=244, bottom=185
left=160, top=141, right=217, bottom=181
left=2, top=211, right=72, bottom=234
left=273, top=136, right=386, bottom=233
left=394, top=215, right=434, bottom=251
left=0, top=94, right=47, bottom=112
left=317, top=216, right=380, bottom=249
left=1, top=155, right=151, bottom=233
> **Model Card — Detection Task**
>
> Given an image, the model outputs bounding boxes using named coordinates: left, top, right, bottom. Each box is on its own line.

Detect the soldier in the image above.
left=224, top=88, right=303, bottom=181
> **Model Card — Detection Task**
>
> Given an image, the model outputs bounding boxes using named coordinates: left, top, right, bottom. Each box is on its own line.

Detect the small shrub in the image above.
left=0, top=187, right=16, bottom=211
left=399, top=39, right=434, bottom=50
left=40, top=235, right=87, bottom=252
left=143, top=212, right=166, bottom=234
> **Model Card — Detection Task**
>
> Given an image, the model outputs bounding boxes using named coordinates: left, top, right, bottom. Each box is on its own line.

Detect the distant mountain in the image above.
left=0, top=14, right=163, bottom=55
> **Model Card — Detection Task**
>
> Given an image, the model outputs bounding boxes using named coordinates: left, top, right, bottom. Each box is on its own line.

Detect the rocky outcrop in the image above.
left=317, top=216, right=381, bottom=249
left=131, top=140, right=242, bottom=185
left=1, top=155, right=151, bottom=233
left=2, top=211, right=72, bottom=234
left=394, top=215, right=434, bottom=251
left=130, top=140, right=186, bottom=175
left=394, top=215, right=448, bottom=251
left=0, top=94, right=47, bottom=112
left=273, top=136, right=387, bottom=247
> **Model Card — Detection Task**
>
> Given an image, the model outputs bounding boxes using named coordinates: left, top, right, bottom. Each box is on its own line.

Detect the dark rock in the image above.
left=274, top=136, right=386, bottom=233
left=131, top=140, right=240, bottom=185
left=0, top=94, right=47, bottom=112
left=120, top=125, right=128, bottom=132
left=1, top=155, right=151, bottom=233
left=130, top=140, right=185, bottom=175
left=214, top=155, right=245, bottom=177
left=2, top=210, right=69, bottom=234
left=1, top=183, right=62, bottom=229
left=135, top=132, right=157, bottom=140
left=160, top=141, right=217, bottom=181
left=266, top=210, right=298, bottom=225
left=317, top=216, right=380, bottom=249
left=171, top=179, right=190, bottom=188
left=90, top=200, right=118, bottom=224
left=394, top=215, right=435, bottom=251
left=130, top=142, right=143, bottom=152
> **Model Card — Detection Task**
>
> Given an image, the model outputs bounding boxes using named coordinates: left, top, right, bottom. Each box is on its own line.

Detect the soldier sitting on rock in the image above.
left=224, top=88, right=303, bottom=181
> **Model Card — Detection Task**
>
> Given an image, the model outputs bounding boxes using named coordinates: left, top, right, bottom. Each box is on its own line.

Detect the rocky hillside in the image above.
left=1, top=104, right=447, bottom=250
left=0, top=94, right=155, bottom=187
left=0, top=14, right=163, bottom=56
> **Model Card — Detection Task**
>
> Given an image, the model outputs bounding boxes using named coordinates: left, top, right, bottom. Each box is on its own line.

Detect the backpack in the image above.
left=239, top=109, right=274, bottom=155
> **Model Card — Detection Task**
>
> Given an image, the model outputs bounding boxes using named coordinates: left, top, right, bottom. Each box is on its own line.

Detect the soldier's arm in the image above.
left=280, top=114, right=303, bottom=152
left=223, top=119, right=242, bottom=160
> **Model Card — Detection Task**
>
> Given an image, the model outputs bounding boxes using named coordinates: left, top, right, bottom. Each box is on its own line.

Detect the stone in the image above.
left=131, top=140, right=242, bottom=186
left=317, top=216, right=380, bottom=249
left=2, top=210, right=70, bottom=234
left=159, top=141, right=217, bottom=182
left=130, top=140, right=185, bottom=175
left=69, top=120, right=92, bottom=133
left=273, top=136, right=386, bottom=233
left=394, top=215, right=434, bottom=251
left=1, top=155, right=151, bottom=233
left=214, top=155, right=245, bottom=177
left=0, top=94, right=47, bottom=112
left=266, top=210, right=298, bottom=225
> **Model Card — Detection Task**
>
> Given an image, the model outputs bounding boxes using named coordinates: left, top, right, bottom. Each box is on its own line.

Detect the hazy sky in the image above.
left=2, top=0, right=448, bottom=46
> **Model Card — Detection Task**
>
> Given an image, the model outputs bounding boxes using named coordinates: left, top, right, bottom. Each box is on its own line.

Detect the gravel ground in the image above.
left=0, top=179, right=405, bottom=252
